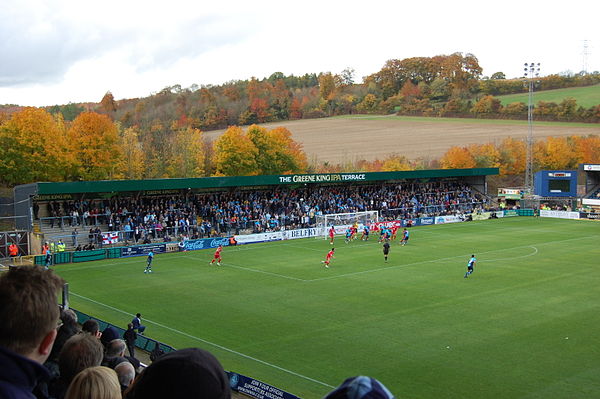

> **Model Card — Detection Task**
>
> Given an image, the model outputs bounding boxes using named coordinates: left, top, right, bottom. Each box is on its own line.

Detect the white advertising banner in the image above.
left=234, top=232, right=283, bottom=244
left=582, top=199, right=600, bottom=206
left=540, top=210, right=580, bottom=219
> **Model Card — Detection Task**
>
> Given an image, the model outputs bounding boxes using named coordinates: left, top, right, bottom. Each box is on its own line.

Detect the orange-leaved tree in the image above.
left=497, top=137, right=526, bottom=176
left=535, top=136, right=580, bottom=170
left=467, top=143, right=501, bottom=168
left=573, top=135, right=600, bottom=164
left=68, top=111, right=123, bottom=180
left=440, top=146, right=476, bottom=169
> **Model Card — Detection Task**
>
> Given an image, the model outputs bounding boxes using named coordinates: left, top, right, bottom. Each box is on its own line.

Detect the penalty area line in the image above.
left=70, top=292, right=335, bottom=389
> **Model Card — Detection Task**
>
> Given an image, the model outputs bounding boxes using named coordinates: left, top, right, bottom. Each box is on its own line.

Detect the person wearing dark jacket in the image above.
left=123, top=323, right=137, bottom=358
left=0, top=266, right=65, bottom=399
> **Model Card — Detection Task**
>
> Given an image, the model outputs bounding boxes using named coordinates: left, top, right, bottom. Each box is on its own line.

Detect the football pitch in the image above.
left=55, top=217, right=600, bottom=398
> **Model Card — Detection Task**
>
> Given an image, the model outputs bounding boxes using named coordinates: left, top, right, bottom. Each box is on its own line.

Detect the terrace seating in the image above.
left=36, top=181, right=488, bottom=249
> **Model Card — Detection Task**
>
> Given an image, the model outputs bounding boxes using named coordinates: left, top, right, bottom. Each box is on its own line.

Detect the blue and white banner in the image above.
left=121, top=243, right=167, bottom=257
left=182, top=237, right=229, bottom=251
left=419, top=217, right=435, bottom=225
left=434, top=215, right=462, bottom=224
left=227, top=372, right=300, bottom=399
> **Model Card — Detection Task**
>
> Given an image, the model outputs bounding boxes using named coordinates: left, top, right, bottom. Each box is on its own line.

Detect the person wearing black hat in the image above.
left=324, top=376, right=395, bottom=399
left=124, top=347, right=230, bottom=399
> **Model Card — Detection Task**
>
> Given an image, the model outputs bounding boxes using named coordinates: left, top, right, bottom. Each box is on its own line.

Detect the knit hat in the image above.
left=124, top=347, right=230, bottom=399
left=324, top=376, right=395, bottom=399
left=100, top=326, right=119, bottom=348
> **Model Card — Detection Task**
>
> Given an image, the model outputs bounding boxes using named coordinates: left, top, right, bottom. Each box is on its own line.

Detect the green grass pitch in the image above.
left=54, top=217, right=600, bottom=398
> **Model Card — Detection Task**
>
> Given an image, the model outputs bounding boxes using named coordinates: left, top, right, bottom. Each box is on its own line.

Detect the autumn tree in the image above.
left=0, top=107, right=72, bottom=185
left=573, top=135, right=600, bottom=164
left=68, top=112, right=123, bottom=180
left=120, top=127, right=146, bottom=179
left=213, top=126, right=259, bottom=176
left=440, top=146, right=476, bottom=169
left=166, top=127, right=205, bottom=177
left=471, top=95, right=502, bottom=115
left=467, top=143, right=500, bottom=168
left=497, top=137, right=526, bottom=176
left=535, top=136, right=580, bottom=170
left=266, top=127, right=307, bottom=174
left=100, top=91, right=117, bottom=119
left=381, top=155, right=412, bottom=171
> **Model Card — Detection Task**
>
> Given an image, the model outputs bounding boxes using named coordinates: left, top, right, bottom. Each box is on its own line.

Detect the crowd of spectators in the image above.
left=41, top=180, right=488, bottom=243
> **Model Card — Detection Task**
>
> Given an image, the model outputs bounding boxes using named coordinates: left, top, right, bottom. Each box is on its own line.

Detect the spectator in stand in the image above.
left=64, top=366, right=121, bottom=399
left=114, top=361, right=135, bottom=393
left=124, top=348, right=229, bottom=399
left=102, top=339, right=140, bottom=372
left=50, top=331, right=104, bottom=399
left=81, top=319, right=102, bottom=339
left=123, top=323, right=137, bottom=358
left=0, top=266, right=64, bottom=399
left=149, top=342, right=164, bottom=363
left=45, top=308, right=81, bottom=378
left=99, top=327, right=119, bottom=351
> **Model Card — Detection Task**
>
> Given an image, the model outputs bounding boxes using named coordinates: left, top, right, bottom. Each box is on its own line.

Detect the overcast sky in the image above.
left=1, top=0, right=598, bottom=107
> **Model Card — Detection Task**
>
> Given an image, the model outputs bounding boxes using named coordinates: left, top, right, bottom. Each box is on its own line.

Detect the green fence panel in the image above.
left=106, top=247, right=122, bottom=259
left=72, top=249, right=107, bottom=263
left=518, top=209, right=534, bottom=216
left=53, top=252, right=72, bottom=264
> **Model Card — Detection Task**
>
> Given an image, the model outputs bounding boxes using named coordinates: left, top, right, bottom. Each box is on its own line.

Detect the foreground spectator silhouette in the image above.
left=124, top=347, right=230, bottom=399
left=64, top=366, right=121, bottom=399
left=114, top=361, right=135, bottom=393
left=50, top=332, right=104, bottom=399
left=324, top=376, right=395, bottom=399
left=44, top=309, right=81, bottom=380
left=0, top=266, right=64, bottom=399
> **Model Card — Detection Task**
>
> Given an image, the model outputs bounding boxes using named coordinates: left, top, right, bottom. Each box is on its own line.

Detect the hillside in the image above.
left=203, top=116, right=600, bottom=165
left=496, top=84, right=600, bottom=108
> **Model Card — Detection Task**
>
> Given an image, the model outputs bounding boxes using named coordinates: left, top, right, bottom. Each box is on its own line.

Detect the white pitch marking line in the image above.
left=70, top=292, right=335, bottom=389
left=482, top=246, right=538, bottom=262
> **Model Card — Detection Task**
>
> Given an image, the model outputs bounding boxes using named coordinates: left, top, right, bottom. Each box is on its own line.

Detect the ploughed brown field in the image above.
left=204, top=116, right=600, bottom=165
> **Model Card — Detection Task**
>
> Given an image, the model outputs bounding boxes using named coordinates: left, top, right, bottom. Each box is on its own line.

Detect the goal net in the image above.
left=315, top=211, right=379, bottom=237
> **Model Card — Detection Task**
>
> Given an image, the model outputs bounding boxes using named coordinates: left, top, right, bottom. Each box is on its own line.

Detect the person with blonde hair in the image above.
left=64, top=366, right=121, bottom=399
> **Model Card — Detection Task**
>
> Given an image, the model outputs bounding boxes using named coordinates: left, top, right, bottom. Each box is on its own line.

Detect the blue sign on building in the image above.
left=534, top=170, right=577, bottom=197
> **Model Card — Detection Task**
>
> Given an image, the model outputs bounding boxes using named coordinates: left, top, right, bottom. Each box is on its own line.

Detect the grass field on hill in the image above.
left=496, top=84, right=600, bottom=108
left=55, top=218, right=600, bottom=398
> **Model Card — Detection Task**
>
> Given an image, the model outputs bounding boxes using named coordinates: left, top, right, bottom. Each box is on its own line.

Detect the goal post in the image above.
left=315, top=211, right=379, bottom=237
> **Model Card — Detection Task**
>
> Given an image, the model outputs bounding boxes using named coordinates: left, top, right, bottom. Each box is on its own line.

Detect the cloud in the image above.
left=0, top=0, right=252, bottom=87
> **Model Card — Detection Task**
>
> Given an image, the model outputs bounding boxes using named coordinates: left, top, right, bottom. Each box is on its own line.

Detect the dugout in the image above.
left=13, top=168, right=498, bottom=250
